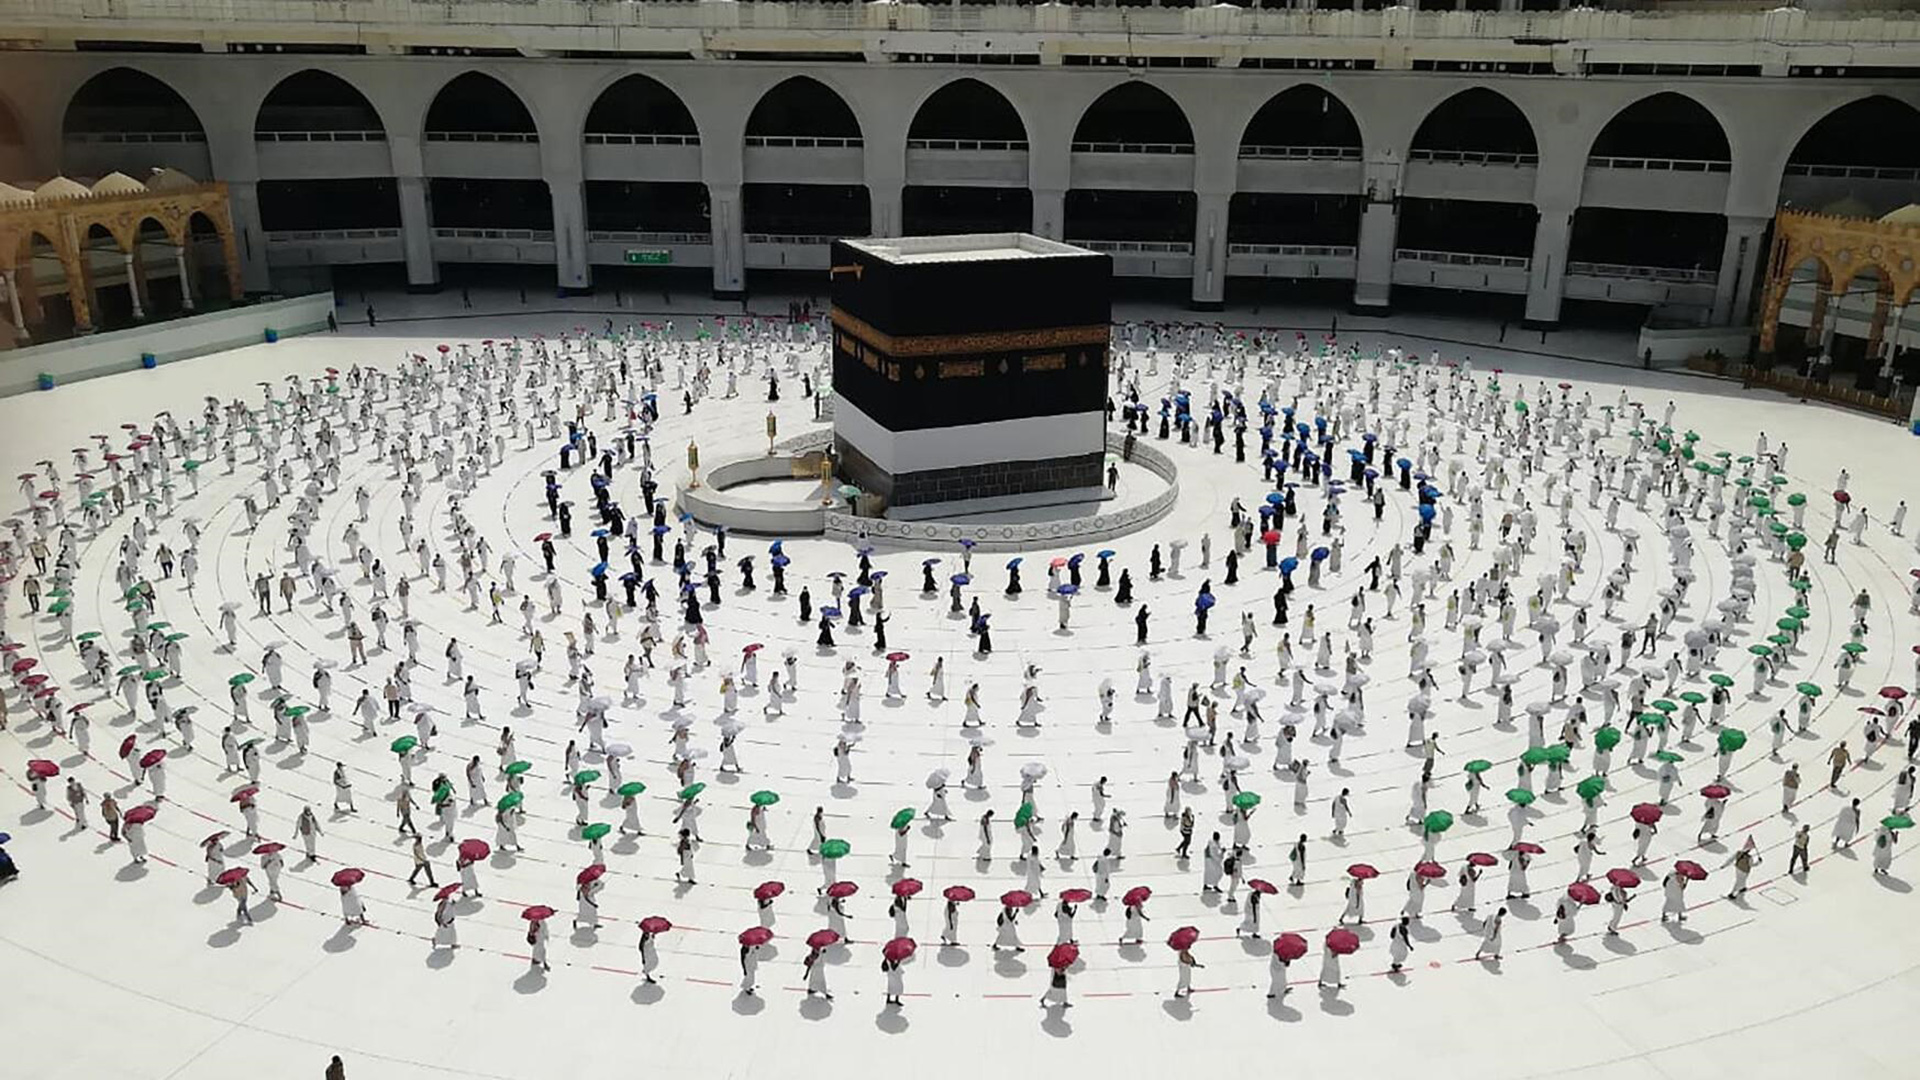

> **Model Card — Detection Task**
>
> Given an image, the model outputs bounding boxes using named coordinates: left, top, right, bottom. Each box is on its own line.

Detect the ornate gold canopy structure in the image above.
left=0, top=170, right=241, bottom=344
left=1755, top=207, right=1920, bottom=364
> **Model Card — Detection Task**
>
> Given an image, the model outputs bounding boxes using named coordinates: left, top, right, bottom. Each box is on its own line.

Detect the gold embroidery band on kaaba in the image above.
left=830, top=308, right=1109, bottom=359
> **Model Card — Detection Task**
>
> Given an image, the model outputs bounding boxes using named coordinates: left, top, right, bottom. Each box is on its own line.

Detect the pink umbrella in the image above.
left=806, top=928, right=842, bottom=949
left=1000, top=889, right=1034, bottom=909
left=9, top=657, right=36, bottom=674
left=640, top=916, right=673, bottom=935
left=754, top=880, right=787, bottom=901
left=576, top=863, right=607, bottom=885
left=1060, top=887, right=1093, bottom=904
left=1167, top=925, right=1201, bottom=950
left=434, top=883, right=461, bottom=901
left=1630, top=803, right=1663, bottom=826
left=1700, top=784, right=1731, bottom=800
left=1325, top=928, right=1361, bottom=955
left=942, top=885, right=975, bottom=903
left=738, top=926, right=773, bottom=946
left=331, top=868, right=366, bottom=887
left=1606, top=868, right=1643, bottom=889
left=1466, top=852, right=1499, bottom=868
left=139, top=748, right=167, bottom=769
left=885, top=652, right=910, bottom=663
left=522, top=905, right=556, bottom=922
left=1881, top=686, right=1908, bottom=701
left=1122, top=885, right=1152, bottom=906
left=124, top=804, right=157, bottom=824
left=883, top=936, right=917, bottom=962
left=1510, top=841, right=1546, bottom=855
left=1673, top=860, right=1708, bottom=881
left=892, top=878, right=924, bottom=898
left=1566, top=882, right=1601, bottom=905
left=26, top=758, right=59, bottom=778
left=1346, top=863, right=1379, bottom=880
left=742, top=643, right=764, bottom=655
left=1047, top=942, right=1079, bottom=970
left=230, top=786, right=259, bottom=804
left=1248, top=878, right=1279, bottom=894
left=215, top=867, right=249, bottom=886
left=458, top=839, right=491, bottom=862
left=201, top=830, right=228, bottom=848
left=1273, top=932, right=1309, bottom=961
left=825, top=880, right=858, bottom=899
left=1414, top=861, right=1447, bottom=880
left=252, top=842, right=285, bottom=856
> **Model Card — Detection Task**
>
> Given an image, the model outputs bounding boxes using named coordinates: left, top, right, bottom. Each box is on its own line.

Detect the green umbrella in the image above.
left=819, top=838, right=850, bottom=860
left=1776, top=617, right=1802, bottom=632
left=1653, top=750, right=1684, bottom=764
left=1840, top=642, right=1868, bottom=655
left=1884, top=815, right=1915, bottom=831
left=1708, top=673, right=1734, bottom=687
left=1577, top=776, right=1608, bottom=803
left=48, top=599, right=71, bottom=615
left=505, top=760, right=532, bottom=776
left=432, top=785, right=453, bottom=806
left=77, top=630, right=103, bottom=641
left=390, top=735, right=418, bottom=755
left=678, top=782, right=706, bottom=801
left=1791, top=578, right=1812, bottom=593
left=1651, top=699, right=1677, bottom=713
left=285, top=705, right=311, bottom=718
left=1747, top=644, right=1774, bottom=657
left=1770, top=475, right=1788, bottom=487
left=617, top=781, right=647, bottom=798
left=750, top=789, right=779, bottom=806
left=1767, top=633, right=1793, bottom=647
left=1514, top=400, right=1529, bottom=414
left=1795, top=682, right=1822, bottom=697
left=229, top=672, right=254, bottom=686
left=123, top=585, right=146, bottom=600
left=1232, top=791, right=1262, bottom=810
left=1786, top=492, right=1807, bottom=507
left=146, top=621, right=170, bottom=631
left=1423, top=810, right=1454, bottom=834
left=1544, top=743, right=1572, bottom=765
left=141, top=668, right=168, bottom=681
left=891, top=808, right=917, bottom=830
left=1464, top=758, right=1494, bottom=774
left=582, top=822, right=611, bottom=841
left=1678, top=691, right=1707, bottom=705
left=164, top=632, right=187, bottom=643
left=1521, top=746, right=1551, bottom=767
left=1785, top=533, right=1808, bottom=551
left=1014, top=801, right=1036, bottom=829
left=573, top=770, right=602, bottom=787
left=1506, top=788, right=1536, bottom=807
left=1785, top=606, right=1811, bottom=620
left=1637, top=712, right=1668, bottom=729
left=1749, top=495, right=1772, bottom=512
left=1593, top=725, right=1622, bottom=751
left=1737, top=455, right=1754, bottom=464
left=182, top=459, right=202, bottom=471
left=497, top=791, right=524, bottom=811
left=1717, top=728, right=1747, bottom=753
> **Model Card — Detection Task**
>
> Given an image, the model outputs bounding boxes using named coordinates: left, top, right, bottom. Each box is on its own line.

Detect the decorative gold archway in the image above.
left=1755, top=208, right=1920, bottom=364
left=0, top=176, right=241, bottom=345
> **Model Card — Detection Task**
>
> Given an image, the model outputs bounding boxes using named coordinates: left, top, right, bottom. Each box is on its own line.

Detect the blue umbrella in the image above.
left=820, top=606, right=841, bottom=620
left=922, top=558, right=942, bottom=567
left=652, top=524, right=671, bottom=535
left=959, top=539, right=976, bottom=549
left=1364, top=468, right=1379, bottom=480
left=1396, top=458, right=1412, bottom=469
left=0, top=832, right=10, bottom=844
left=1363, top=432, right=1377, bottom=443
left=620, top=572, right=639, bottom=583
left=590, top=475, right=608, bottom=489
left=848, top=586, right=870, bottom=599
left=591, top=528, right=610, bottom=538
left=1096, top=550, right=1116, bottom=559
left=590, top=562, right=609, bottom=577
left=856, top=545, right=874, bottom=557
left=1196, top=593, right=1216, bottom=611
left=951, top=573, right=972, bottom=585
left=1418, top=504, right=1437, bottom=522
left=1056, top=584, right=1080, bottom=596
left=1006, top=558, right=1023, bottom=569
left=1310, top=547, right=1330, bottom=562
left=869, top=570, right=888, bottom=581
left=640, top=392, right=658, bottom=402
left=770, top=554, right=791, bottom=568
left=1279, top=557, right=1299, bottom=573
left=769, top=540, right=785, bottom=554
left=1260, top=401, right=1276, bottom=415
left=1265, top=492, right=1284, bottom=506
left=826, top=571, right=846, bottom=581
left=1347, top=449, right=1365, bottom=461
left=1067, top=554, right=1084, bottom=567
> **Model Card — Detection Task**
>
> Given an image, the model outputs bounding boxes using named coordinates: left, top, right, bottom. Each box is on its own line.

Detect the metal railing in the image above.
left=745, top=233, right=837, bottom=246
left=588, top=230, right=709, bottom=245
left=744, top=136, right=863, bottom=149
left=584, top=133, right=701, bottom=146
left=1228, top=243, right=1358, bottom=258
left=1408, top=149, right=1538, bottom=167
left=1237, top=145, right=1363, bottom=162
left=1568, top=261, right=1718, bottom=284
left=255, top=130, right=387, bottom=143
left=1586, top=155, right=1730, bottom=173
left=1783, top=163, right=1920, bottom=182
left=1071, top=141, right=1195, bottom=156
left=906, top=138, right=1029, bottom=153
left=65, top=131, right=206, bottom=144
left=425, top=131, right=539, bottom=144
left=432, top=227, right=555, bottom=241
left=1396, top=248, right=1530, bottom=269
left=266, top=228, right=402, bottom=242
left=1068, top=239, right=1193, bottom=255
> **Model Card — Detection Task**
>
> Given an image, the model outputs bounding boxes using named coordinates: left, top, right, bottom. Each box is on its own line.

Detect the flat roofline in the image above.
left=839, top=232, right=1094, bottom=265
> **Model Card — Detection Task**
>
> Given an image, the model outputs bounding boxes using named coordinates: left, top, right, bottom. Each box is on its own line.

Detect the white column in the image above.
left=123, top=252, right=145, bottom=320
left=709, top=182, right=746, bottom=299
left=548, top=174, right=592, bottom=294
left=226, top=180, right=272, bottom=294
left=396, top=175, right=440, bottom=292
left=1352, top=201, right=1396, bottom=314
left=3, top=272, right=26, bottom=342
left=175, top=246, right=195, bottom=311
left=1191, top=190, right=1229, bottom=311
left=1711, top=214, right=1768, bottom=326
left=1523, top=206, right=1573, bottom=328
left=869, top=179, right=903, bottom=239
left=1031, top=188, right=1066, bottom=242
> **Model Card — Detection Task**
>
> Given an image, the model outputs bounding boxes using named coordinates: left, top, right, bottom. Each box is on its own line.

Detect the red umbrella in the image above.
left=1567, top=882, right=1602, bottom=905
left=117, top=736, right=135, bottom=759
left=31, top=686, right=57, bottom=701
left=806, top=928, right=842, bottom=949
left=754, top=880, right=787, bottom=901
left=825, top=880, right=859, bottom=899
left=20, top=674, right=46, bottom=688
left=640, top=916, right=673, bottom=935
left=1047, top=942, right=1079, bottom=970
left=331, top=868, right=366, bottom=887
left=1414, top=861, right=1447, bottom=880
left=1261, top=529, right=1281, bottom=545
left=434, top=883, right=461, bottom=901
left=942, top=884, right=976, bottom=903
left=892, top=878, right=924, bottom=898
left=1167, top=925, right=1201, bottom=950
left=25, top=758, right=59, bottom=778
left=885, top=651, right=910, bottom=663
left=522, top=905, right=556, bottom=922
left=1881, top=686, right=1909, bottom=701
left=201, top=830, right=228, bottom=848
left=883, top=936, right=917, bottom=962
left=458, top=839, right=491, bottom=862
left=252, top=842, right=285, bottom=856
left=1049, top=557, right=1068, bottom=569
left=1466, top=852, right=1498, bottom=867
left=1060, top=887, right=1093, bottom=904
left=1273, top=932, right=1309, bottom=961
left=1673, top=860, right=1708, bottom=881
left=1000, top=889, right=1034, bottom=909
left=1122, top=885, right=1152, bottom=906
left=1346, top=863, right=1379, bottom=880
left=1606, top=868, right=1642, bottom=889
left=9, top=657, right=36, bottom=673
left=534, top=532, right=553, bottom=543
left=1700, top=784, right=1731, bottom=800
left=741, top=642, right=765, bottom=655
left=738, top=926, right=774, bottom=946
left=230, top=786, right=260, bottom=804
left=139, top=748, right=167, bottom=769
left=215, top=867, right=249, bottom=886
left=1833, top=490, right=1851, bottom=505
left=577, top=863, right=607, bottom=885
left=1510, top=841, right=1545, bottom=855
left=1630, top=803, right=1663, bottom=826
left=124, top=805, right=157, bottom=824
left=1325, top=928, right=1361, bottom=955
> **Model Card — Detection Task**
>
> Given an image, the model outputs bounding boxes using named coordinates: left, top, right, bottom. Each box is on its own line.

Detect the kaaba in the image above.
left=829, top=233, right=1112, bottom=513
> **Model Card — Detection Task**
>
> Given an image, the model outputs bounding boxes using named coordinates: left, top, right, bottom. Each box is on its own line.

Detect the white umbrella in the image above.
left=1020, top=762, right=1048, bottom=780
left=925, top=768, right=951, bottom=789
left=1225, top=754, right=1251, bottom=771
left=718, top=720, right=745, bottom=738
left=605, top=742, right=633, bottom=758
left=1525, top=700, right=1552, bottom=715
left=1548, top=650, right=1574, bottom=667
left=1186, top=728, right=1210, bottom=742
left=671, top=714, right=696, bottom=730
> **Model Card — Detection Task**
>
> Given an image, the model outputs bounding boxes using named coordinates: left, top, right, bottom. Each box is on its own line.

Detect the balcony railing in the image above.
left=266, top=228, right=402, bottom=243
left=584, top=133, right=701, bottom=146
left=425, top=131, right=539, bottom=143
left=1238, top=145, right=1363, bottom=162
left=1069, top=239, right=1193, bottom=255
left=589, top=230, right=710, bottom=245
left=1396, top=248, right=1530, bottom=269
left=1071, top=141, right=1195, bottom=156
left=907, top=138, right=1029, bottom=153
left=745, top=233, right=838, bottom=246
left=1408, top=149, right=1539, bottom=168
left=433, top=227, right=555, bottom=241
left=66, top=131, right=206, bottom=144
left=255, top=130, right=387, bottom=143
left=1568, top=261, right=1718, bottom=284
left=1783, top=162, right=1920, bottom=181
left=744, top=136, right=863, bottom=149
left=1586, top=155, right=1731, bottom=173
left=1229, top=243, right=1358, bottom=258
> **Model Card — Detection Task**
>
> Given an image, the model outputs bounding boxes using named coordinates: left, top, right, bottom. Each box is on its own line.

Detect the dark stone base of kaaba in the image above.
left=835, top=436, right=1102, bottom=509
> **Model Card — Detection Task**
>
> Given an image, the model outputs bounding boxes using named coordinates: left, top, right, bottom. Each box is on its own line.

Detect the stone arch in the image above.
left=256, top=69, right=389, bottom=137
left=1587, top=90, right=1731, bottom=163
left=584, top=73, right=700, bottom=141
left=745, top=76, right=864, bottom=142
left=1237, top=84, right=1366, bottom=158
left=907, top=78, right=1030, bottom=146
left=1784, top=94, right=1920, bottom=170
left=63, top=67, right=206, bottom=140
left=1408, top=87, right=1537, bottom=160
left=422, top=70, right=540, bottom=139
left=1073, top=82, right=1194, bottom=149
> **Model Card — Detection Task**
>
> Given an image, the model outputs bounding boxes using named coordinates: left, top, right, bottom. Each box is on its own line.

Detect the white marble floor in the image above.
left=2, top=303, right=1918, bottom=1080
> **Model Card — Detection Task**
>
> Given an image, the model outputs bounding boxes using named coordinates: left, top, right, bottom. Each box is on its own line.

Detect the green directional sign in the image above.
left=625, top=249, right=672, bottom=265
